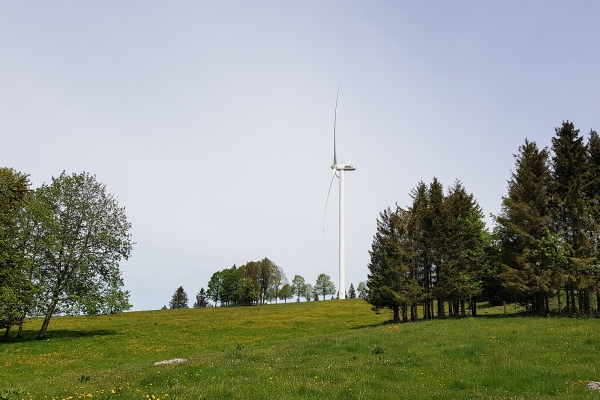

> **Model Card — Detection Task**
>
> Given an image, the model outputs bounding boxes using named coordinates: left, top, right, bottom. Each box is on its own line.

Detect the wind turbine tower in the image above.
left=329, top=90, right=356, bottom=299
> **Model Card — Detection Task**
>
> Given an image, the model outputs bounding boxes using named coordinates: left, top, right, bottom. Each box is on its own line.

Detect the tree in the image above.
left=278, top=283, right=294, bottom=303
left=292, top=275, right=306, bottom=302
left=441, top=181, right=487, bottom=317
left=367, top=206, right=418, bottom=322
left=206, top=270, right=224, bottom=306
left=193, top=287, right=208, bottom=308
left=269, top=264, right=287, bottom=303
left=348, top=283, right=356, bottom=298
left=314, top=273, right=336, bottom=301
left=357, top=282, right=367, bottom=299
left=550, top=121, right=595, bottom=314
left=0, top=168, right=35, bottom=340
left=31, top=172, right=132, bottom=339
left=303, top=284, right=313, bottom=302
left=170, top=286, right=188, bottom=309
left=495, top=139, right=554, bottom=313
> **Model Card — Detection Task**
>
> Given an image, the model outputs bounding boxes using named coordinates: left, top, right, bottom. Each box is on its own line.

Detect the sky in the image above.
left=2, top=1, right=599, bottom=311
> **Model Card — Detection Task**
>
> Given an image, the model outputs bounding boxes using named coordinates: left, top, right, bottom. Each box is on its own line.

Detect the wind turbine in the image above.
left=325, top=88, right=356, bottom=300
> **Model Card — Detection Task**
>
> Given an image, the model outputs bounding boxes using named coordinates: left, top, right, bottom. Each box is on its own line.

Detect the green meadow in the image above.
left=2, top=300, right=600, bottom=399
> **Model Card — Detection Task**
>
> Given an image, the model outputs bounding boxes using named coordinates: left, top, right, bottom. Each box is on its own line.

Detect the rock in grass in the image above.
left=589, top=381, right=600, bottom=390
left=154, top=358, right=187, bottom=366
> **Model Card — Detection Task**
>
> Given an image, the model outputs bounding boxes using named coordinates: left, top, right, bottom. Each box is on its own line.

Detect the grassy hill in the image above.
left=2, top=300, right=600, bottom=399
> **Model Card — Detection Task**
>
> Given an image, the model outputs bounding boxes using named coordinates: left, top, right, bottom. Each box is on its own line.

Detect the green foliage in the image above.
left=348, top=283, right=356, bottom=298
left=367, top=178, right=487, bottom=321
left=357, top=281, right=367, bottom=298
left=314, top=273, right=335, bottom=301
left=0, top=168, right=35, bottom=339
left=494, top=123, right=600, bottom=315
left=170, top=286, right=189, bottom=309
left=303, top=283, right=313, bottom=302
left=291, top=274, right=306, bottom=302
left=370, top=344, right=385, bottom=354
left=206, top=259, right=287, bottom=306
left=193, top=287, right=208, bottom=308
left=278, top=283, right=293, bottom=303
left=29, top=171, right=132, bottom=339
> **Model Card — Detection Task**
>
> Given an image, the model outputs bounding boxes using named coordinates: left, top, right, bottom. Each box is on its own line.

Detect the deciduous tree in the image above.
left=31, top=172, right=132, bottom=339
left=278, top=283, right=294, bottom=303
left=314, top=273, right=335, bottom=301
left=292, top=275, right=306, bottom=302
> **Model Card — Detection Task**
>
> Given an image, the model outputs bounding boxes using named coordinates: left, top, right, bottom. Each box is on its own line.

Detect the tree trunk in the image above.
left=402, top=304, right=408, bottom=323
left=393, top=306, right=400, bottom=323
left=37, top=300, right=58, bottom=340
left=537, top=295, right=545, bottom=315
left=596, top=289, right=600, bottom=314
left=460, top=298, right=466, bottom=317
left=472, top=297, right=477, bottom=317
left=438, top=298, right=445, bottom=318
left=557, top=289, right=562, bottom=315
left=3, top=324, right=11, bottom=342
left=16, top=317, right=24, bottom=338
left=410, top=304, right=417, bottom=321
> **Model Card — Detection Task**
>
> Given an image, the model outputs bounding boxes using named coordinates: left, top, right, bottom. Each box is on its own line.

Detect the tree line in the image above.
left=367, top=121, right=600, bottom=322
left=0, top=169, right=132, bottom=340
left=165, top=260, right=368, bottom=308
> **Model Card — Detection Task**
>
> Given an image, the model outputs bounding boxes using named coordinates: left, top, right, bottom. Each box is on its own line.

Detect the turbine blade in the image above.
left=323, top=169, right=338, bottom=236
left=333, top=87, right=339, bottom=166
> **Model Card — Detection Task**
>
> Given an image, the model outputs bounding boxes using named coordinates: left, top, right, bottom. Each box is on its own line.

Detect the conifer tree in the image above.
left=426, top=178, right=446, bottom=317
left=441, top=181, right=486, bottom=316
left=495, top=140, right=554, bottom=313
left=348, top=283, right=356, bottom=298
left=169, top=286, right=189, bottom=309
left=367, top=207, right=420, bottom=322
left=193, top=287, right=208, bottom=308
left=550, top=121, right=594, bottom=313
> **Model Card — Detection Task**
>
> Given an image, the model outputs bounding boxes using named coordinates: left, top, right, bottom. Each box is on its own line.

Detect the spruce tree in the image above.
left=348, top=283, right=356, bottom=298
left=193, top=287, right=208, bottom=308
left=550, top=121, right=593, bottom=313
left=367, top=207, right=420, bottom=322
left=169, top=286, right=189, bottom=309
left=442, top=181, right=486, bottom=316
left=586, top=130, right=600, bottom=312
left=427, top=178, right=447, bottom=317
left=495, top=139, right=554, bottom=313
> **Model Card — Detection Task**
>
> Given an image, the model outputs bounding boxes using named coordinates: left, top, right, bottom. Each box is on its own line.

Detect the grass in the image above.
left=2, top=300, right=600, bottom=399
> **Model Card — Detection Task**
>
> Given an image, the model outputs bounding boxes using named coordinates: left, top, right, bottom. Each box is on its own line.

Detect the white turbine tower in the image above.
left=325, top=89, right=356, bottom=299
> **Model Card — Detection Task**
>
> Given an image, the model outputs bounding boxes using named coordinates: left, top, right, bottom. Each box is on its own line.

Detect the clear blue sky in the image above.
left=2, top=1, right=599, bottom=310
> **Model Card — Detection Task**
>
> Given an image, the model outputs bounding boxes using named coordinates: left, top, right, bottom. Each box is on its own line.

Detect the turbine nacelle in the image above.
left=331, top=163, right=356, bottom=171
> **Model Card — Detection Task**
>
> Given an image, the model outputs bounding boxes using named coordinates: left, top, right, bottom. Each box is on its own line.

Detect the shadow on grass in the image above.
left=1, top=329, right=118, bottom=344
left=349, top=322, right=385, bottom=330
